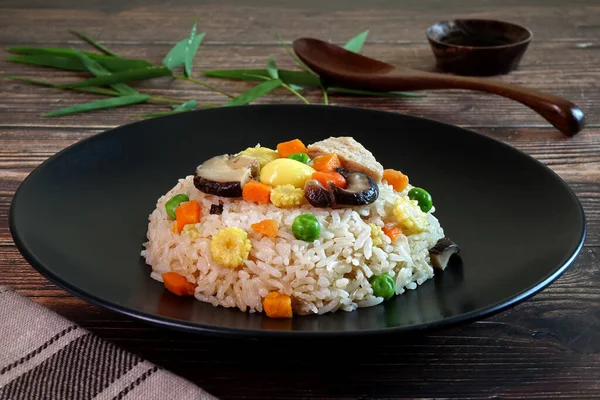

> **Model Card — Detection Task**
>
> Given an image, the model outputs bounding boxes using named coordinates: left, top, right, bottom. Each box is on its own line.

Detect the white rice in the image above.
left=142, top=176, right=444, bottom=315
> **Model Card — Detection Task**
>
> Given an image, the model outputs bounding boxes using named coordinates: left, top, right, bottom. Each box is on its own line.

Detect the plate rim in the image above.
left=9, top=104, right=588, bottom=337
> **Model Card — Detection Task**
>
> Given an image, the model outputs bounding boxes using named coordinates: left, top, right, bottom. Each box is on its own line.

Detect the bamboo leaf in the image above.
left=174, top=99, right=198, bottom=111
left=6, top=54, right=93, bottom=72
left=58, top=66, right=172, bottom=89
left=185, top=32, right=205, bottom=77
left=140, top=111, right=184, bottom=118
left=141, top=100, right=210, bottom=118
left=6, top=53, right=151, bottom=72
left=289, top=84, right=304, bottom=91
left=2, top=75, right=119, bottom=96
left=266, top=57, right=279, bottom=79
left=223, top=79, right=283, bottom=107
left=8, top=47, right=127, bottom=61
left=69, top=29, right=119, bottom=57
left=44, top=94, right=151, bottom=117
left=141, top=100, right=199, bottom=118
left=204, top=69, right=320, bottom=86
left=327, top=87, right=425, bottom=98
left=72, top=49, right=137, bottom=95
left=163, top=21, right=206, bottom=76
left=343, top=30, right=369, bottom=53
left=162, top=40, right=188, bottom=69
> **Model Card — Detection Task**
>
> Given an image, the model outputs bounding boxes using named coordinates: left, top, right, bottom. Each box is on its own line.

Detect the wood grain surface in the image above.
left=1, top=0, right=599, bottom=398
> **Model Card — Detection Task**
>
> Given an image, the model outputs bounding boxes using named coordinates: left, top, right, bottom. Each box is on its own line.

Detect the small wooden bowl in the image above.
left=426, top=19, right=532, bottom=76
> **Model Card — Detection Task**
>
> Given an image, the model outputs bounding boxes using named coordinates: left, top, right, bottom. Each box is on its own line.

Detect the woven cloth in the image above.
left=0, top=287, right=217, bottom=400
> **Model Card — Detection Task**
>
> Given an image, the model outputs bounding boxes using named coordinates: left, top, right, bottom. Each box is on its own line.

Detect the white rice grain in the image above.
left=143, top=176, right=444, bottom=315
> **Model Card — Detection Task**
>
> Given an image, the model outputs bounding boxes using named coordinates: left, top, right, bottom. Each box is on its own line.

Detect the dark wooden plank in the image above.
left=1, top=41, right=598, bottom=127
left=1, top=0, right=600, bottom=44
left=1, top=0, right=599, bottom=398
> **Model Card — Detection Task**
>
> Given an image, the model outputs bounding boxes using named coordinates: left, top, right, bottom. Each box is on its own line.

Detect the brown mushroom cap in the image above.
left=304, top=179, right=335, bottom=207
left=194, top=154, right=259, bottom=197
left=330, top=168, right=379, bottom=206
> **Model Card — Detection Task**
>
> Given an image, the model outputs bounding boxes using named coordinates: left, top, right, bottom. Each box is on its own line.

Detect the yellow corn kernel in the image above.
left=182, top=224, right=201, bottom=240
left=237, top=146, right=279, bottom=168
left=368, top=223, right=384, bottom=247
left=393, top=196, right=428, bottom=235
left=210, top=227, right=252, bottom=268
left=270, top=184, right=305, bottom=208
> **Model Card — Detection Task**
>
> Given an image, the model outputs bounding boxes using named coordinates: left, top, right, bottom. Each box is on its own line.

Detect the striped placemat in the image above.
left=0, top=287, right=217, bottom=400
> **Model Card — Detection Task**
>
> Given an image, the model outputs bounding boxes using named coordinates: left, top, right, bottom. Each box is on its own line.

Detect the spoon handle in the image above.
left=385, top=72, right=585, bottom=136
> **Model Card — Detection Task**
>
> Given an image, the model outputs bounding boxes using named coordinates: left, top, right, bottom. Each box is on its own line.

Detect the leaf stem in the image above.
left=69, top=29, right=119, bottom=57
left=242, top=73, right=309, bottom=104
left=173, top=74, right=234, bottom=98
left=150, top=96, right=186, bottom=104
left=321, top=85, right=329, bottom=105
left=276, top=34, right=319, bottom=77
left=281, top=83, right=310, bottom=104
left=3, top=73, right=188, bottom=105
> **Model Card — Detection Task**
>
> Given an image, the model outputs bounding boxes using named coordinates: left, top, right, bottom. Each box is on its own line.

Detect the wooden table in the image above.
left=1, top=0, right=599, bottom=398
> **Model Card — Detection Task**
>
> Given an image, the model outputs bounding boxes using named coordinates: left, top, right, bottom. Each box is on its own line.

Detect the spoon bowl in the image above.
left=292, top=38, right=584, bottom=137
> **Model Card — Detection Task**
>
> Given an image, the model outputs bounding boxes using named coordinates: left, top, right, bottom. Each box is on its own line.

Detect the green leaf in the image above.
left=162, top=41, right=187, bottom=70
left=204, top=69, right=320, bottom=86
left=141, top=100, right=209, bottom=118
left=69, top=29, right=119, bottom=57
left=173, top=99, right=198, bottom=111
left=2, top=75, right=120, bottom=96
left=71, top=49, right=137, bottom=95
left=185, top=32, right=205, bottom=77
left=6, top=53, right=151, bottom=72
left=327, top=87, right=425, bottom=98
left=8, top=47, right=123, bottom=61
left=223, top=79, right=283, bottom=107
left=289, top=84, right=304, bottom=91
left=343, top=30, right=369, bottom=53
left=59, top=66, right=172, bottom=89
left=266, top=57, right=279, bottom=79
left=140, top=111, right=183, bottom=118
left=44, top=93, right=151, bottom=117
left=162, top=22, right=206, bottom=76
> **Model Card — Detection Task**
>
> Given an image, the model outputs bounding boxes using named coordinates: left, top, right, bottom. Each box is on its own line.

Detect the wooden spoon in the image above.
left=293, top=38, right=585, bottom=137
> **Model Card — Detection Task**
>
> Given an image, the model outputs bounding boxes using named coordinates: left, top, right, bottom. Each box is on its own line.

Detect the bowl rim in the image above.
left=426, top=18, right=533, bottom=50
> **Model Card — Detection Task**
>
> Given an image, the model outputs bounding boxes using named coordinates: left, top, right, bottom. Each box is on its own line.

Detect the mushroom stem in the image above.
left=429, top=238, right=460, bottom=270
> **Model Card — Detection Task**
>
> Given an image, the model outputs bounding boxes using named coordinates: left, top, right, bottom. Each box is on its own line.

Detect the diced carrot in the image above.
left=263, top=292, right=293, bottom=318
left=312, top=153, right=342, bottom=172
left=251, top=219, right=279, bottom=237
left=242, top=180, right=272, bottom=204
left=383, top=169, right=409, bottom=192
left=162, top=272, right=196, bottom=296
left=312, top=171, right=347, bottom=189
left=382, top=225, right=403, bottom=242
left=277, top=139, right=308, bottom=158
left=175, top=200, right=201, bottom=233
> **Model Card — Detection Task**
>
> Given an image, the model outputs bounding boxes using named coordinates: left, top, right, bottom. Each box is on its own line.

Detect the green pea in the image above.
left=165, top=194, right=190, bottom=219
left=408, top=187, right=433, bottom=213
left=287, top=152, right=311, bottom=164
left=370, top=274, right=396, bottom=300
left=292, top=214, right=321, bottom=242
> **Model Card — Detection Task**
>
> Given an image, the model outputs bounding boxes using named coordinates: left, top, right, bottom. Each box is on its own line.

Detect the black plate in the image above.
left=9, top=105, right=585, bottom=337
